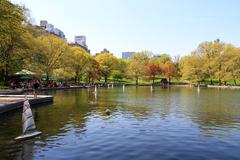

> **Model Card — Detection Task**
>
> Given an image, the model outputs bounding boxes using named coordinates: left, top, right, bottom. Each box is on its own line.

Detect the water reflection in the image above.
left=0, top=87, right=240, bottom=159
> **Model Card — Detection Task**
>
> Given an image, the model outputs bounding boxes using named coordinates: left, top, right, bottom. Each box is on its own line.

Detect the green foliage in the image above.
left=95, top=53, right=119, bottom=83
left=180, top=55, right=206, bottom=83
left=0, top=0, right=27, bottom=83
left=85, top=57, right=101, bottom=83
left=34, top=35, right=69, bottom=79
left=180, top=40, right=240, bottom=85
left=53, top=68, right=74, bottom=81
left=65, top=46, right=91, bottom=82
left=2, top=1, right=240, bottom=86
left=127, top=51, right=151, bottom=85
left=112, top=70, right=124, bottom=82
left=153, top=53, right=171, bottom=64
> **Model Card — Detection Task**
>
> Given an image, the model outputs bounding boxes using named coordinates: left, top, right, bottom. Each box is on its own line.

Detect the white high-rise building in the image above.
left=75, top=36, right=87, bottom=47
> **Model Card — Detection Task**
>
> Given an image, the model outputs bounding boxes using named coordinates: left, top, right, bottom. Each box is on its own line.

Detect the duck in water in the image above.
left=105, top=109, right=111, bottom=115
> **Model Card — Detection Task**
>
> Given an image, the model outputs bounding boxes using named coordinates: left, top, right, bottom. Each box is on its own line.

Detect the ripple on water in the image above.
left=1, top=87, right=240, bottom=160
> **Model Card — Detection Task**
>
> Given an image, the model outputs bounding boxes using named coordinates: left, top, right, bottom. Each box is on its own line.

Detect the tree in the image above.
left=95, top=53, right=118, bottom=83
left=173, top=55, right=181, bottom=79
left=180, top=55, right=206, bottom=84
left=146, top=62, right=162, bottom=84
left=127, top=51, right=151, bottom=85
left=163, top=60, right=177, bottom=84
left=221, top=46, right=240, bottom=85
left=85, top=57, right=101, bottom=84
left=155, top=53, right=171, bottom=64
left=112, top=59, right=127, bottom=82
left=53, top=68, right=75, bottom=82
left=34, top=35, right=69, bottom=80
left=0, top=0, right=26, bottom=83
left=66, top=46, right=91, bottom=83
left=194, top=41, right=226, bottom=84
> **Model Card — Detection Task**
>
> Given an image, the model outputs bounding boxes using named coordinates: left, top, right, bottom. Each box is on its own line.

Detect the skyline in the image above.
left=12, top=0, right=240, bottom=57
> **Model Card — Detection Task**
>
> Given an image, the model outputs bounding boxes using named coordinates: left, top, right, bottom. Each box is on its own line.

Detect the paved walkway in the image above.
left=0, top=95, right=53, bottom=114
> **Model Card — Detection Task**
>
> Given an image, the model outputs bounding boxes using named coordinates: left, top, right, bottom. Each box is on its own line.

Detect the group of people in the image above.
left=10, top=79, right=58, bottom=90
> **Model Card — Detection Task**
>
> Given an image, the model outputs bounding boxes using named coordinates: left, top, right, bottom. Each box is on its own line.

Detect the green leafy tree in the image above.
left=34, top=35, right=69, bottom=80
left=194, top=41, right=226, bottom=84
left=112, top=59, right=127, bottom=82
left=221, top=46, right=240, bottom=85
left=127, top=51, right=151, bottom=85
left=85, top=57, right=101, bottom=84
left=180, top=54, right=206, bottom=84
left=53, top=68, right=75, bottom=82
left=155, top=53, right=171, bottom=64
left=0, top=0, right=26, bottom=83
left=95, top=53, right=118, bottom=83
left=65, top=46, right=91, bottom=83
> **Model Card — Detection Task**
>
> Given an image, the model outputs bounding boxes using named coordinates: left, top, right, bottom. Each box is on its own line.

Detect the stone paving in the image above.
left=0, top=95, right=53, bottom=114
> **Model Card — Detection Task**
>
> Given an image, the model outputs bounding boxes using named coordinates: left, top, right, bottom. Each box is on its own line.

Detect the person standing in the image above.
left=33, top=80, right=40, bottom=98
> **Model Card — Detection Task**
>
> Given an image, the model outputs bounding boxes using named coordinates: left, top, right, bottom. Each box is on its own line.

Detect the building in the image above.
left=40, top=20, right=48, bottom=28
left=39, top=20, right=66, bottom=40
left=153, top=54, right=161, bottom=58
left=69, top=43, right=90, bottom=53
left=46, top=24, right=54, bottom=33
left=95, top=48, right=113, bottom=56
left=75, top=36, right=87, bottom=48
left=53, top=28, right=65, bottom=39
left=122, top=52, right=135, bottom=59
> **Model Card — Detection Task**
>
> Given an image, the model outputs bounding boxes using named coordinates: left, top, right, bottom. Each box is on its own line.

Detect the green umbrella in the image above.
left=20, top=75, right=31, bottom=80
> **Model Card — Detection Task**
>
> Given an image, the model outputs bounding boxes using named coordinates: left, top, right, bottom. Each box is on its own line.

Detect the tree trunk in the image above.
left=218, top=79, right=221, bottom=86
left=4, top=63, right=9, bottom=85
left=46, top=73, right=49, bottom=82
left=234, top=79, right=237, bottom=86
left=210, top=79, right=213, bottom=85
left=168, top=77, right=171, bottom=85
left=104, top=75, right=108, bottom=83
left=75, top=71, right=78, bottom=83
left=0, top=69, right=3, bottom=82
left=136, top=77, right=138, bottom=85
left=75, top=76, right=77, bottom=83
left=224, top=81, right=227, bottom=86
left=88, top=77, right=91, bottom=84
left=152, top=75, right=155, bottom=85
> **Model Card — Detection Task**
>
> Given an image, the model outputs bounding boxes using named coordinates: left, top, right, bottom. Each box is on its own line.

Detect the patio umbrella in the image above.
left=20, top=75, right=31, bottom=80
left=15, top=69, right=35, bottom=75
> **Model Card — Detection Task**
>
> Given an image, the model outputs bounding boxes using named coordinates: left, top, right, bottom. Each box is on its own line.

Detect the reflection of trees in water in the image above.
left=179, top=88, right=240, bottom=137
left=93, top=86, right=177, bottom=120
left=36, top=90, right=94, bottom=136
left=0, top=90, right=96, bottom=159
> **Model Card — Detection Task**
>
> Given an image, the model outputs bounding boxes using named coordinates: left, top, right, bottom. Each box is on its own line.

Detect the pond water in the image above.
left=0, top=86, right=240, bottom=160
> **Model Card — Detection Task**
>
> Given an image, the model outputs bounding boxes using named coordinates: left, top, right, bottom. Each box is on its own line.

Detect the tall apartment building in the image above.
left=122, top=52, right=135, bottom=59
left=74, top=36, right=87, bottom=48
